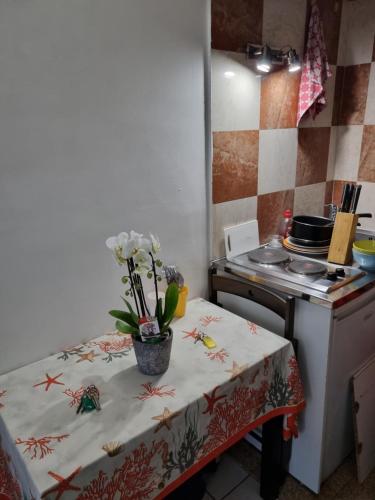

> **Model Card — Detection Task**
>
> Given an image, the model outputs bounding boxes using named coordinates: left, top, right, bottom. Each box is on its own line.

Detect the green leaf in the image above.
left=121, top=297, right=139, bottom=325
left=162, top=283, right=179, bottom=326
left=155, top=298, right=163, bottom=328
left=115, top=320, right=138, bottom=335
left=109, top=310, right=138, bottom=328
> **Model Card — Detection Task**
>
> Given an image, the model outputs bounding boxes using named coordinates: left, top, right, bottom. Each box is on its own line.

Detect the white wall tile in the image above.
left=364, top=63, right=375, bottom=125
left=299, top=66, right=336, bottom=128
left=262, top=0, right=307, bottom=58
left=211, top=50, right=260, bottom=132
left=334, top=125, right=363, bottom=181
left=258, top=128, right=298, bottom=195
left=212, top=197, right=257, bottom=258
left=337, top=0, right=375, bottom=66
left=356, top=182, right=375, bottom=231
left=294, top=182, right=326, bottom=217
left=327, top=126, right=338, bottom=181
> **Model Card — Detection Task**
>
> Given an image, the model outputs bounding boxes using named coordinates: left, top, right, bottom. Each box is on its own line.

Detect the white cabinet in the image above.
left=322, top=292, right=375, bottom=480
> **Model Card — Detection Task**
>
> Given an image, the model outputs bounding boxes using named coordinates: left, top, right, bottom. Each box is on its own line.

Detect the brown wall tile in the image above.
left=316, top=0, right=343, bottom=65
left=373, top=35, right=375, bottom=62
left=257, top=189, right=294, bottom=243
left=358, top=125, right=375, bottom=183
left=212, top=130, right=259, bottom=204
left=333, top=64, right=371, bottom=125
left=296, top=128, right=331, bottom=186
left=211, top=0, right=263, bottom=51
left=260, top=69, right=300, bottom=129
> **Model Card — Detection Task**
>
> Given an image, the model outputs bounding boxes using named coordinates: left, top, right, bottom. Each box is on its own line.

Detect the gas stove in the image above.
left=228, top=246, right=366, bottom=294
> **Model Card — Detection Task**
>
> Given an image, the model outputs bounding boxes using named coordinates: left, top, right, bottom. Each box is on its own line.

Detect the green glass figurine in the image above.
left=76, top=385, right=101, bottom=414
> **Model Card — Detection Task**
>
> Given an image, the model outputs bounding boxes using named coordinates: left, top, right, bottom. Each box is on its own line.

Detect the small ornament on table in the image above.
left=194, top=331, right=217, bottom=349
left=76, top=385, right=101, bottom=414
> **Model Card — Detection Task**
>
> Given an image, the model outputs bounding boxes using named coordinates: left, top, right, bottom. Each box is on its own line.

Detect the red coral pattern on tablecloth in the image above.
left=203, top=381, right=269, bottom=455
left=15, top=435, right=70, bottom=460
left=182, top=328, right=200, bottom=341
left=63, top=387, right=85, bottom=407
left=77, top=440, right=168, bottom=499
left=0, top=391, right=6, bottom=410
left=0, top=442, right=22, bottom=499
left=199, top=316, right=222, bottom=327
left=91, top=336, right=133, bottom=353
left=287, top=356, right=304, bottom=405
left=135, top=383, right=176, bottom=401
left=247, top=321, right=258, bottom=335
left=205, top=349, right=228, bottom=363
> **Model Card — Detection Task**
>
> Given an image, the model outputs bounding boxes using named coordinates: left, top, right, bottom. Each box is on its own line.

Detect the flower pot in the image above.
left=133, top=330, right=172, bottom=375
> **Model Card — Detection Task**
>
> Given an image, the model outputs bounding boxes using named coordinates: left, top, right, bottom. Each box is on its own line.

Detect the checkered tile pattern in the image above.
left=211, top=0, right=375, bottom=258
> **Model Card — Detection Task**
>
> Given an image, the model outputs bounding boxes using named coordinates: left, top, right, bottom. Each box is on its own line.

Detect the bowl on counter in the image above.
left=352, top=239, right=375, bottom=271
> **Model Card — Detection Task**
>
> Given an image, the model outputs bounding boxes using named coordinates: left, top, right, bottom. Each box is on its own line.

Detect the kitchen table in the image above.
left=0, top=298, right=304, bottom=499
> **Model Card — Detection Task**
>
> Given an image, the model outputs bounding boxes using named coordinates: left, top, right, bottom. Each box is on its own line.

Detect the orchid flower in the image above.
left=150, top=234, right=161, bottom=254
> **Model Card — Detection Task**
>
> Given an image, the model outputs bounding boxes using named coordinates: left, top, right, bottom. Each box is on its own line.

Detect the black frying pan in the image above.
left=290, top=215, right=334, bottom=242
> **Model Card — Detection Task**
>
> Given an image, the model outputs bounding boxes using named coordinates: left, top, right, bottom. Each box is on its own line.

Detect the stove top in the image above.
left=229, top=245, right=366, bottom=294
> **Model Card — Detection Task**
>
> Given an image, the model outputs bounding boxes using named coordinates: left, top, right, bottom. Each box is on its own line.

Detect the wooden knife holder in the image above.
left=328, top=212, right=359, bottom=265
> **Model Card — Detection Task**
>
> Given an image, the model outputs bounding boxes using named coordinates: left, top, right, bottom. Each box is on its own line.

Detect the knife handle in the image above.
left=350, top=184, right=362, bottom=213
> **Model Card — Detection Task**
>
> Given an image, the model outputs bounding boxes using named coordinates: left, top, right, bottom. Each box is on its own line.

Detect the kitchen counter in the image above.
left=211, top=256, right=375, bottom=309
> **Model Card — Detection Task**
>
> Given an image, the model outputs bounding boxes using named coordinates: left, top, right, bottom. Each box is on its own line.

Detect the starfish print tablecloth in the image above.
left=0, top=298, right=305, bottom=499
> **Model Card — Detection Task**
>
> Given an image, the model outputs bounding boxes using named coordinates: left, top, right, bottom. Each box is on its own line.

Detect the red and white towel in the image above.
left=297, top=1, right=332, bottom=125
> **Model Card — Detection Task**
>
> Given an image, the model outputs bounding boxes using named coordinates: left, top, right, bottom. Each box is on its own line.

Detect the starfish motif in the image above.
left=225, top=361, right=249, bottom=383
left=182, top=327, right=199, bottom=341
left=75, top=350, right=99, bottom=363
left=42, top=466, right=81, bottom=499
left=33, top=373, right=65, bottom=391
left=202, top=386, right=226, bottom=415
left=152, top=407, right=181, bottom=433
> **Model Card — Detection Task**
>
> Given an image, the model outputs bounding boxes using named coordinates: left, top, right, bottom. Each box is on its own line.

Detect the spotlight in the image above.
left=224, top=71, right=235, bottom=79
left=287, top=49, right=301, bottom=72
left=256, top=45, right=271, bottom=73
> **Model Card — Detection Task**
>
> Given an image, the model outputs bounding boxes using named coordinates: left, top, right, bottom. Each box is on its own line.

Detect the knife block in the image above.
left=328, top=213, right=359, bottom=265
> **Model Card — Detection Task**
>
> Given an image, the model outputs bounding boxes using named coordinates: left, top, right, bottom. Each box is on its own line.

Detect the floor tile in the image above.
left=206, top=454, right=248, bottom=500
left=224, top=475, right=262, bottom=500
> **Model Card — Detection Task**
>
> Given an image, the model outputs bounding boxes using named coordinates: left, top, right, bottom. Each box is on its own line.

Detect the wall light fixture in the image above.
left=246, top=43, right=301, bottom=74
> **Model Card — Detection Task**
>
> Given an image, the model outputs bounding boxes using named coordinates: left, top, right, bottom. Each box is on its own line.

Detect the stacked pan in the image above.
left=283, top=215, right=334, bottom=256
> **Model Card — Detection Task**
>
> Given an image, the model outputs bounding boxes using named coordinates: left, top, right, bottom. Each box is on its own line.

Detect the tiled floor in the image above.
left=201, top=439, right=375, bottom=499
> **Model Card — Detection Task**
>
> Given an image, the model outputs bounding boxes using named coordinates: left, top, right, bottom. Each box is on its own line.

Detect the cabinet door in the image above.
left=323, top=297, right=375, bottom=479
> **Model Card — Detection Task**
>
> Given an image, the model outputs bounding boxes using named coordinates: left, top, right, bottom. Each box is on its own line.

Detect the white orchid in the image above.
left=133, top=248, right=152, bottom=275
left=105, top=234, right=128, bottom=265
left=129, top=231, right=151, bottom=254
left=150, top=234, right=161, bottom=254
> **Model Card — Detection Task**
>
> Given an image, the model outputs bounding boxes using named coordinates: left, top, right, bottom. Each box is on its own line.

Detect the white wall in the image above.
left=0, top=0, right=209, bottom=374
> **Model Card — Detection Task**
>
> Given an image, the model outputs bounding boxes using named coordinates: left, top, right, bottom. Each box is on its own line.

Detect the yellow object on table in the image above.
left=174, top=285, right=189, bottom=317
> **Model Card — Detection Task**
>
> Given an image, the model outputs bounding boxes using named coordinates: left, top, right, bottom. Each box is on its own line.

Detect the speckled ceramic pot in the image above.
left=133, top=330, right=173, bottom=375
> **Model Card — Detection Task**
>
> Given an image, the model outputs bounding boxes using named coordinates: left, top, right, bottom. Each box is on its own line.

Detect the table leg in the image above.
left=260, top=415, right=290, bottom=500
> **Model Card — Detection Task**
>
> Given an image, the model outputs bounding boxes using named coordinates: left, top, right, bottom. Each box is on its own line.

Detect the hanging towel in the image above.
left=296, top=0, right=332, bottom=126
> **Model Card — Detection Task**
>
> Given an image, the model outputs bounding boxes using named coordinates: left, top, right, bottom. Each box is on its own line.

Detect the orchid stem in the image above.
left=150, top=253, right=159, bottom=307
left=127, top=259, right=140, bottom=317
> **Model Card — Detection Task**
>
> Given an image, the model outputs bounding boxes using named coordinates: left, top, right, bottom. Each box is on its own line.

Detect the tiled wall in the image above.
left=211, top=0, right=346, bottom=258
left=327, top=0, right=375, bottom=231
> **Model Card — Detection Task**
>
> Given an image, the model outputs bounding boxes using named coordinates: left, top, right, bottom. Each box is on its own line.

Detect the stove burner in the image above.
left=248, top=247, right=290, bottom=265
left=288, top=260, right=327, bottom=276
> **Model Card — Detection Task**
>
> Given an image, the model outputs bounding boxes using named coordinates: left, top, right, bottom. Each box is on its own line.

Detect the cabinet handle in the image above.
left=227, top=235, right=231, bottom=252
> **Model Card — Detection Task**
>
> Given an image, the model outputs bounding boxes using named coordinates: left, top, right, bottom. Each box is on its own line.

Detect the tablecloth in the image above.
left=0, top=298, right=305, bottom=499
